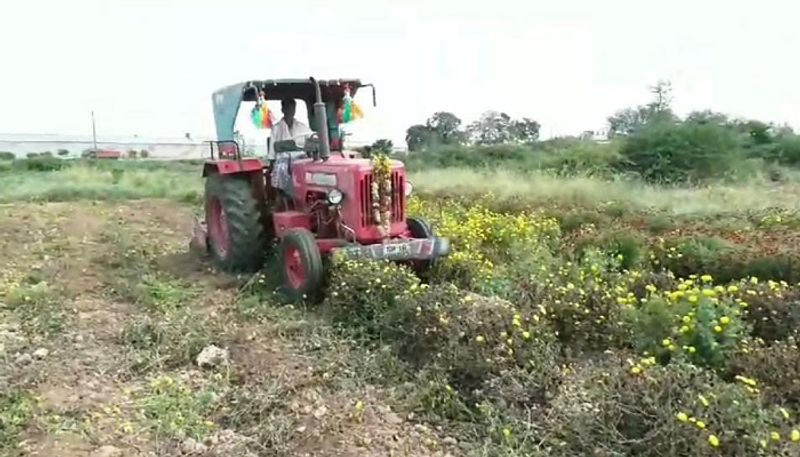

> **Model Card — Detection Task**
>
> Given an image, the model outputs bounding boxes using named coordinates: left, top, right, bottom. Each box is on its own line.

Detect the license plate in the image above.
left=384, top=243, right=410, bottom=257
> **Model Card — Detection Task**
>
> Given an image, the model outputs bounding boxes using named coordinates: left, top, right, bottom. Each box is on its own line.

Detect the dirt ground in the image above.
left=0, top=200, right=456, bottom=457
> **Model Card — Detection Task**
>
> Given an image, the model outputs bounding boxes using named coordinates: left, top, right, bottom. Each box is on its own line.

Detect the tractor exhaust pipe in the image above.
left=310, top=77, right=331, bottom=161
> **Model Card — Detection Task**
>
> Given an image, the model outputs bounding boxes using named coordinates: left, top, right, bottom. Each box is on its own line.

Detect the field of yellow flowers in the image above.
left=322, top=195, right=800, bottom=456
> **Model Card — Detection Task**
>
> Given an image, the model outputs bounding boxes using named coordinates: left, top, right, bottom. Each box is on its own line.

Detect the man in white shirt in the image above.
left=268, top=98, right=313, bottom=159
left=268, top=98, right=314, bottom=194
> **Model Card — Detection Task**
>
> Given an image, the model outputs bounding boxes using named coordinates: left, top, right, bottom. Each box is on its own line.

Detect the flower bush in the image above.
left=323, top=258, right=419, bottom=338
left=316, top=194, right=800, bottom=455
left=624, top=276, right=749, bottom=369
left=407, top=196, right=560, bottom=293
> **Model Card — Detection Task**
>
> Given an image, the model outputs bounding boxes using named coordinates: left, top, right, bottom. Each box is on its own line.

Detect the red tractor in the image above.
left=191, top=77, right=450, bottom=298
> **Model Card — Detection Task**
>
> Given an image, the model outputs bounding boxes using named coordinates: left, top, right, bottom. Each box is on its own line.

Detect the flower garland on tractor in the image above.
left=371, top=153, right=392, bottom=237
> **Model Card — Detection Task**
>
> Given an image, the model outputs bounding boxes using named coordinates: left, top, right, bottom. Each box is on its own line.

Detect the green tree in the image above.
left=426, top=112, right=464, bottom=145
left=371, top=139, right=393, bottom=154
left=467, top=111, right=514, bottom=145
left=405, top=124, right=431, bottom=151
left=607, top=80, right=677, bottom=137
left=510, top=118, right=541, bottom=144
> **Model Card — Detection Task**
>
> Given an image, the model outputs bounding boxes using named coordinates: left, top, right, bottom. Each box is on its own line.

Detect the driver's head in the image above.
left=281, top=98, right=296, bottom=124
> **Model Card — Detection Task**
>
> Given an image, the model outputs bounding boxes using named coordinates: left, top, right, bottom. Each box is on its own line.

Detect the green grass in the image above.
left=410, top=167, right=800, bottom=216
left=0, top=389, right=36, bottom=454
left=4, top=158, right=800, bottom=221
left=0, top=161, right=202, bottom=203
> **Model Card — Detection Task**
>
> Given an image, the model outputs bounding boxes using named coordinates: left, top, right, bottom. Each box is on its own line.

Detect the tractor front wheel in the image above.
left=205, top=173, right=266, bottom=272
left=407, top=217, right=437, bottom=275
left=280, top=228, right=323, bottom=300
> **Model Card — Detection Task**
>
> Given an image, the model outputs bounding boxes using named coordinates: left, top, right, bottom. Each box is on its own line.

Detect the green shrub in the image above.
left=646, top=213, right=674, bottom=234
left=0, top=151, right=15, bottom=161
left=558, top=210, right=604, bottom=233
left=617, top=120, right=744, bottom=183
left=575, top=231, right=648, bottom=270
left=625, top=283, right=748, bottom=369
left=535, top=138, right=623, bottom=177
left=57, top=149, right=70, bottom=156
left=654, top=236, right=737, bottom=279
left=14, top=156, right=69, bottom=172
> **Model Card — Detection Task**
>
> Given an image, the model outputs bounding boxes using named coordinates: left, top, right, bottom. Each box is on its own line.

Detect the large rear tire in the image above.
left=205, top=173, right=266, bottom=272
left=280, top=228, right=324, bottom=300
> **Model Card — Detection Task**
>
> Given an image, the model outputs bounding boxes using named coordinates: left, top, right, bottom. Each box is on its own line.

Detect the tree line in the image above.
left=404, top=111, right=541, bottom=152
left=396, top=81, right=800, bottom=184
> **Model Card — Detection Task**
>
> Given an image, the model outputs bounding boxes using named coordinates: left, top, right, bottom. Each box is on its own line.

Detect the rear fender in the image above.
left=202, top=158, right=265, bottom=177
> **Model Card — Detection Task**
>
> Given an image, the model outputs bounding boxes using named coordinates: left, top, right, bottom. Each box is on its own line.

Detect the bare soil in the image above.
left=0, top=200, right=454, bottom=457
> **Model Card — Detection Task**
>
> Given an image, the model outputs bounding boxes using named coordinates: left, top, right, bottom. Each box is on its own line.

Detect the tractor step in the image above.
left=331, top=237, right=450, bottom=262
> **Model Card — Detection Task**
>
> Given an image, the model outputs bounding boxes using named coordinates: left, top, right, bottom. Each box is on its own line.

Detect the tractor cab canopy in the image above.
left=211, top=78, right=372, bottom=146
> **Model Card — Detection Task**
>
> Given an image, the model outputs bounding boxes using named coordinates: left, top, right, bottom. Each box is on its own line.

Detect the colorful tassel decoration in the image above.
left=250, top=91, right=273, bottom=129
left=340, top=85, right=364, bottom=123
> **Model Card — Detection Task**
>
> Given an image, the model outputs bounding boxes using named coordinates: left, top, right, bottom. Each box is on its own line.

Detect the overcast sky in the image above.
left=1, top=0, right=799, bottom=145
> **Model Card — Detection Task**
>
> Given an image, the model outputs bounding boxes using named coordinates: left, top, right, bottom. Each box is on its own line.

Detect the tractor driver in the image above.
left=269, top=98, right=313, bottom=155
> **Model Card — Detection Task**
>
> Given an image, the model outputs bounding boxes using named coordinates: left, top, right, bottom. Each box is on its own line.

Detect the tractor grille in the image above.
left=359, top=171, right=404, bottom=227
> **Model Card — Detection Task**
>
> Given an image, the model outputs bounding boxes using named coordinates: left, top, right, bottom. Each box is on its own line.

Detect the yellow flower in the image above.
left=701, top=274, right=713, bottom=283
left=522, top=331, right=531, bottom=340
left=781, top=407, right=790, bottom=420
left=791, top=429, right=800, bottom=442
left=676, top=412, right=688, bottom=422
left=727, top=285, right=739, bottom=293
left=688, top=295, right=698, bottom=304
left=476, top=335, right=485, bottom=343
left=662, top=338, right=671, bottom=347
left=502, top=428, right=512, bottom=438
left=698, top=394, right=709, bottom=407
left=708, top=435, right=720, bottom=447
left=714, top=325, right=723, bottom=333
left=680, top=325, right=690, bottom=334
left=702, top=289, right=716, bottom=297
left=719, top=316, right=731, bottom=325
left=631, top=366, right=642, bottom=375
left=771, top=431, right=781, bottom=441
left=682, top=315, right=692, bottom=324
left=696, top=420, right=706, bottom=429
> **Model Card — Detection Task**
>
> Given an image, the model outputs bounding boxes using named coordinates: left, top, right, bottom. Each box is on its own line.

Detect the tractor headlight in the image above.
left=404, top=181, right=413, bottom=197
left=327, top=189, right=344, bottom=205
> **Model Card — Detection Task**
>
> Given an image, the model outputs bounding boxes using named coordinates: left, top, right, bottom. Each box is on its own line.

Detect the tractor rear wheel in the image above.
left=205, top=173, right=266, bottom=272
left=407, top=217, right=437, bottom=275
left=280, top=228, right=323, bottom=300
